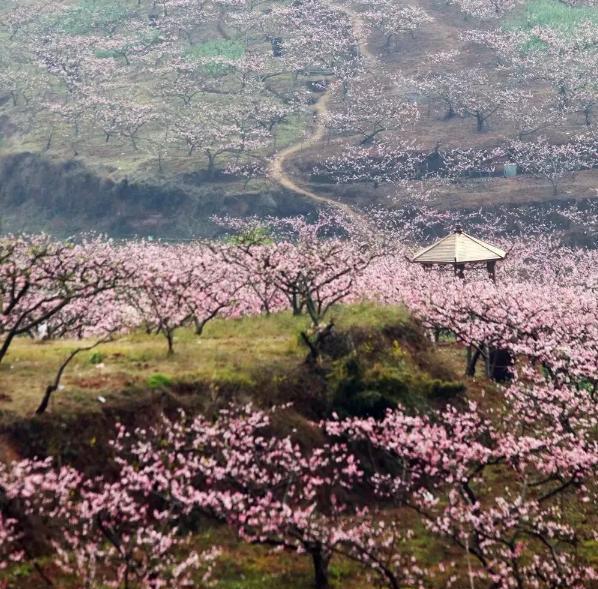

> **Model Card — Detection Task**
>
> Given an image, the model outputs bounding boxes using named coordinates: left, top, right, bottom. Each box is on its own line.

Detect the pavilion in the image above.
left=411, top=227, right=507, bottom=280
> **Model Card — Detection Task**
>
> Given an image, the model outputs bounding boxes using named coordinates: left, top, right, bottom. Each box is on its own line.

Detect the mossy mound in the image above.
left=327, top=323, right=464, bottom=418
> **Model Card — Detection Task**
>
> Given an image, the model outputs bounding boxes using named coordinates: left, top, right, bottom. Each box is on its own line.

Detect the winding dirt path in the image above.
left=267, top=2, right=375, bottom=218
left=268, top=86, right=342, bottom=208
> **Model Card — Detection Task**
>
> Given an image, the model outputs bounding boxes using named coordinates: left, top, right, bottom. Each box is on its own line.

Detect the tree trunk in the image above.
left=45, top=128, right=54, bottom=152
left=309, top=547, right=330, bottom=589
left=166, top=330, right=175, bottom=355
left=465, top=345, right=483, bottom=377
left=584, top=107, right=592, bottom=127
left=380, top=567, right=402, bottom=589
left=486, top=347, right=513, bottom=382
left=359, top=127, right=384, bottom=145
left=291, top=291, right=303, bottom=315
left=194, top=318, right=206, bottom=336
left=206, top=151, right=216, bottom=178
left=301, top=321, right=335, bottom=367
left=476, top=113, right=484, bottom=132
left=0, top=331, right=17, bottom=364
left=36, top=340, right=108, bottom=415
left=36, top=383, right=59, bottom=415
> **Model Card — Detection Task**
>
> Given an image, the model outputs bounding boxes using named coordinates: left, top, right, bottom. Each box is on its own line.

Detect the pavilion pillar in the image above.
left=454, top=263, right=465, bottom=279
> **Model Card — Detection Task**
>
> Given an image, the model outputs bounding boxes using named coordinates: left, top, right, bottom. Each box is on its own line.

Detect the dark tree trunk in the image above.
left=45, top=128, right=54, bottom=151
left=359, top=127, right=384, bottom=145
left=36, top=383, right=59, bottom=415
left=309, top=547, right=330, bottom=589
left=166, top=330, right=175, bottom=355
left=36, top=340, right=108, bottom=415
left=301, top=321, right=335, bottom=366
left=486, top=347, right=513, bottom=382
left=194, top=318, right=207, bottom=336
left=0, top=331, right=17, bottom=364
left=466, top=345, right=483, bottom=377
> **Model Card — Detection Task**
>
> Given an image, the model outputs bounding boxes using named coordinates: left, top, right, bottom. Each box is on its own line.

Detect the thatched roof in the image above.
left=412, top=229, right=506, bottom=264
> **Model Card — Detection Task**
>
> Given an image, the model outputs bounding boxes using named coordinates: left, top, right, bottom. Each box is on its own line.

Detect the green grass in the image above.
left=53, top=0, right=132, bottom=36
left=273, top=112, right=309, bottom=149
left=186, top=39, right=246, bottom=60
left=506, top=0, right=598, bottom=35
left=185, top=39, right=246, bottom=76
left=146, top=372, right=173, bottom=389
left=0, top=303, right=408, bottom=416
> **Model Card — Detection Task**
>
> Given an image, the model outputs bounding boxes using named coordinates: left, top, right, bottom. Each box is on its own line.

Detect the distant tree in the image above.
left=324, top=75, right=419, bottom=144
left=362, top=1, right=433, bottom=53
left=509, top=136, right=592, bottom=195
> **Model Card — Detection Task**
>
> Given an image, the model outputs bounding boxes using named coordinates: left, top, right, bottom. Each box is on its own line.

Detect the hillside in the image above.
left=0, top=0, right=597, bottom=586
left=1, top=0, right=597, bottom=236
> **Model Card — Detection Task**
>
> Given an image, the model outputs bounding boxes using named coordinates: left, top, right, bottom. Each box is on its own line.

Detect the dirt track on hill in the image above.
left=267, top=1, right=376, bottom=218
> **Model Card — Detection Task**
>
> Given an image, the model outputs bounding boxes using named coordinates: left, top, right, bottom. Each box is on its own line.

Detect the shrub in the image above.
left=88, top=351, right=104, bottom=365
left=146, top=373, right=173, bottom=389
left=329, top=345, right=464, bottom=418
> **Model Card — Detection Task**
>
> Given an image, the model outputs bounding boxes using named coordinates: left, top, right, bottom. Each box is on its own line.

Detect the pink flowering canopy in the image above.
left=0, top=208, right=596, bottom=588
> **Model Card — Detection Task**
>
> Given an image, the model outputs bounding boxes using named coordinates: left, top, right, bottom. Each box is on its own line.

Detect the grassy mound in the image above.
left=0, top=303, right=464, bottom=465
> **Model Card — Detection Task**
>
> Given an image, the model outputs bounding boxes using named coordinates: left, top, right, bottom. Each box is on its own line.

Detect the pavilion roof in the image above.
left=412, top=229, right=506, bottom=264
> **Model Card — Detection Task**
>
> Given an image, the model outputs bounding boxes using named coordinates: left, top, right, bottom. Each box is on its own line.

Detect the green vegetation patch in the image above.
left=146, top=372, right=173, bottom=389
left=225, top=226, right=274, bottom=246
left=185, top=39, right=246, bottom=76
left=55, top=0, right=131, bottom=36
left=328, top=328, right=464, bottom=418
left=88, top=351, right=104, bottom=365
left=506, top=0, right=598, bottom=35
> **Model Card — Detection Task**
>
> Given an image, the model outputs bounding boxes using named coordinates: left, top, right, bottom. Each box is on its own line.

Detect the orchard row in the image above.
left=1, top=366, right=595, bottom=588
left=1, top=212, right=596, bottom=403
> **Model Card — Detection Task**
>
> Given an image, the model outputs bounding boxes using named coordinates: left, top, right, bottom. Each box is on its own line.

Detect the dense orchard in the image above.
left=1, top=385, right=595, bottom=588
left=0, top=210, right=597, bottom=587
left=1, top=0, right=596, bottom=583
left=1, top=0, right=596, bottom=201
left=0, top=0, right=363, bottom=177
